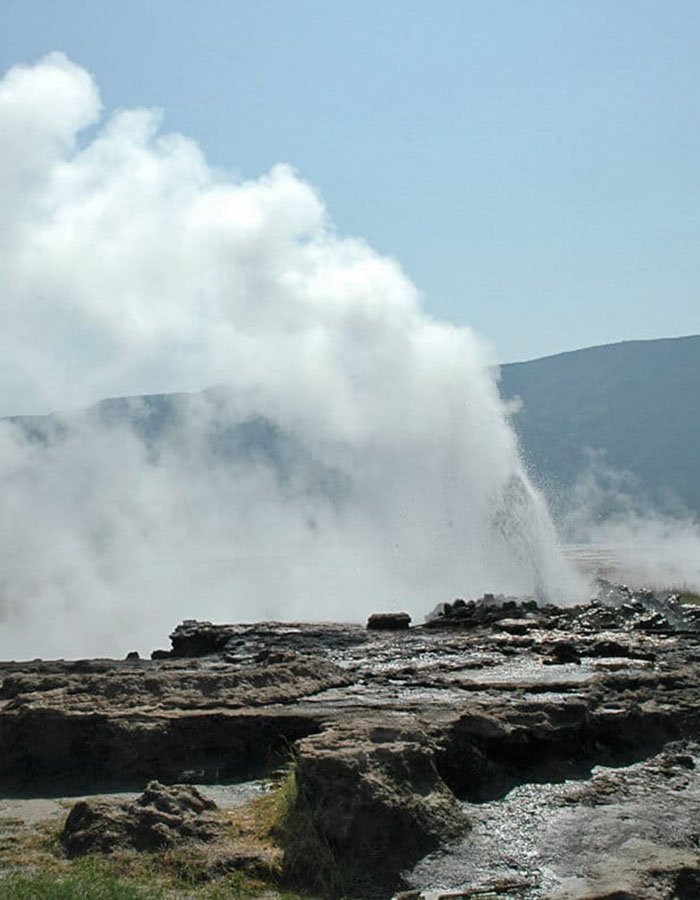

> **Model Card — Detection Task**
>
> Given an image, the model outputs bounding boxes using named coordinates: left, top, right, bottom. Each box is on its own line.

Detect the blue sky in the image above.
left=2, top=0, right=698, bottom=361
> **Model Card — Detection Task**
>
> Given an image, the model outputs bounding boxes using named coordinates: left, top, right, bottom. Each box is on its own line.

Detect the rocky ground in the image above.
left=2, top=581, right=700, bottom=898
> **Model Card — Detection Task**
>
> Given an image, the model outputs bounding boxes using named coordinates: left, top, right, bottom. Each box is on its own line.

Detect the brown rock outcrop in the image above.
left=284, top=719, right=467, bottom=890
left=61, top=781, right=221, bottom=856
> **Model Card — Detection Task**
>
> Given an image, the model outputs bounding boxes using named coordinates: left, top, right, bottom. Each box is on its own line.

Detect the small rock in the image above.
left=169, top=620, right=234, bottom=656
left=125, top=651, right=140, bottom=660
left=633, top=612, right=670, bottom=631
left=496, top=618, right=531, bottom=636
left=586, top=640, right=630, bottom=658
left=543, top=641, right=581, bottom=665
left=366, top=612, right=411, bottom=630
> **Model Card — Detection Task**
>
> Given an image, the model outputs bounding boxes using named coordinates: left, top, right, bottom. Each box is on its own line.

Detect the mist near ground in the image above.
left=557, top=460, right=700, bottom=593
left=499, top=336, right=700, bottom=522
left=0, top=53, right=587, bottom=658
left=498, top=341, right=700, bottom=594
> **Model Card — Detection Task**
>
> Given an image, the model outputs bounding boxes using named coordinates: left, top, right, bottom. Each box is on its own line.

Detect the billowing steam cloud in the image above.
left=0, top=54, right=585, bottom=658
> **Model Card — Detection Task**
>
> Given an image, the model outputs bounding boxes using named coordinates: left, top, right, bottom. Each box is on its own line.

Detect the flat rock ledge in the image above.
left=3, top=583, right=700, bottom=897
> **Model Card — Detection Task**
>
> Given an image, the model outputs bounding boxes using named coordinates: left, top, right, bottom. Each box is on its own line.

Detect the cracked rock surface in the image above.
left=2, top=582, right=700, bottom=896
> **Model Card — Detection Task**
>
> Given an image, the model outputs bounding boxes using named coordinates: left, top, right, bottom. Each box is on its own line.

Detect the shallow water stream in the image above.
left=404, top=744, right=700, bottom=899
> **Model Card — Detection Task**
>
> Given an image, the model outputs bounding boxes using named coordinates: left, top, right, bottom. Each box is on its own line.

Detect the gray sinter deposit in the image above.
left=2, top=581, right=700, bottom=898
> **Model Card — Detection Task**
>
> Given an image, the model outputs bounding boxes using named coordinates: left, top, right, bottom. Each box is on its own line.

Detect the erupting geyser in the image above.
left=0, top=54, right=587, bottom=658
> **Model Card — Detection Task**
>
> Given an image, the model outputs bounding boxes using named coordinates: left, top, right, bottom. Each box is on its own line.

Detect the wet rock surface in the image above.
left=2, top=581, right=700, bottom=896
left=409, top=742, right=700, bottom=900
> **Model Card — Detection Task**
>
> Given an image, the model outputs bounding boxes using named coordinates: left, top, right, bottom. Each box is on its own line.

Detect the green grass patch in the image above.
left=0, top=808, right=300, bottom=899
left=673, top=590, right=700, bottom=606
left=0, top=853, right=293, bottom=899
left=257, top=766, right=378, bottom=899
left=0, top=856, right=160, bottom=899
left=267, top=770, right=339, bottom=894
left=128, top=846, right=271, bottom=897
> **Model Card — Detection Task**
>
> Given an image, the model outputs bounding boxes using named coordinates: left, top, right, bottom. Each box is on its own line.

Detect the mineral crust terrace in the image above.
left=2, top=582, right=700, bottom=897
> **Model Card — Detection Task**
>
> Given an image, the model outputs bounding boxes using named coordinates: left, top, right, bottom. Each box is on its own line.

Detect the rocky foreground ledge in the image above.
left=2, top=583, right=700, bottom=898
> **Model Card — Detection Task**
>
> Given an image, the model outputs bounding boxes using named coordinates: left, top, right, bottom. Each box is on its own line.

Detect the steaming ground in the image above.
left=0, top=388, right=586, bottom=659
left=0, top=53, right=590, bottom=658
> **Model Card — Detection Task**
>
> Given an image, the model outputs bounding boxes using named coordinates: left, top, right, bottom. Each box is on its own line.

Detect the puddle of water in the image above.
left=459, top=657, right=595, bottom=685
left=196, top=779, right=270, bottom=808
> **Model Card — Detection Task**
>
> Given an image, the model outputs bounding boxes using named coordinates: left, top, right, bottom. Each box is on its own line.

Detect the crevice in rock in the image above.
left=435, top=701, right=688, bottom=802
left=0, top=711, right=321, bottom=796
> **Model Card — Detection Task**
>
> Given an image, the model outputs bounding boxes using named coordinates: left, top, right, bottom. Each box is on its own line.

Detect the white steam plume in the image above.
left=0, top=54, right=585, bottom=659
left=560, top=458, right=700, bottom=591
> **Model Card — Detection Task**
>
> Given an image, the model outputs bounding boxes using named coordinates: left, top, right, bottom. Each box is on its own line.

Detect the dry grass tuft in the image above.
left=0, top=793, right=305, bottom=900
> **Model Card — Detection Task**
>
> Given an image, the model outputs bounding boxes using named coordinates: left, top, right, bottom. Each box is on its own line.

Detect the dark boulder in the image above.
left=366, top=612, right=411, bottom=630
left=542, top=640, right=581, bottom=665
left=169, top=619, right=235, bottom=656
left=496, top=618, right=533, bottom=636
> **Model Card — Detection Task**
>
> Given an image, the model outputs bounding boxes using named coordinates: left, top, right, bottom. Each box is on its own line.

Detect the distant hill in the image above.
left=3, top=387, right=349, bottom=503
left=5, top=335, right=699, bottom=524
left=498, top=335, right=700, bottom=520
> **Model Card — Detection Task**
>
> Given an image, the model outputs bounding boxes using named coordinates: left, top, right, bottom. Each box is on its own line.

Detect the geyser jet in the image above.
left=0, top=53, right=586, bottom=658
